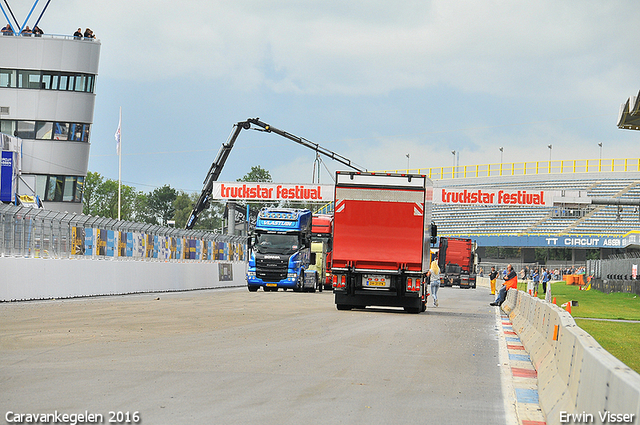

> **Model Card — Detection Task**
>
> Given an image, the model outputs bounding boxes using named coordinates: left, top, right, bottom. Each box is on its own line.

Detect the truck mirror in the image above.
left=430, top=222, right=438, bottom=244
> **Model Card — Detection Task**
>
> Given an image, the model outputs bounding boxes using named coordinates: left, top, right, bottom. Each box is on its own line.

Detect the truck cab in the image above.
left=247, top=208, right=318, bottom=292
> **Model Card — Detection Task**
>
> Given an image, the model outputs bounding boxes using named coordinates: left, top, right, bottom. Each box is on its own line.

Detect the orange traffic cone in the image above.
left=529, top=289, right=532, bottom=296
left=534, top=291, right=538, bottom=297
left=565, top=302, right=571, bottom=314
left=552, top=297, right=556, bottom=305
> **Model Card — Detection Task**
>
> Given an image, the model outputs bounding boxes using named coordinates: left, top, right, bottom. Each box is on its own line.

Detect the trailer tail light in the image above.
left=415, top=278, right=421, bottom=291
left=333, top=274, right=346, bottom=289
left=407, top=278, right=414, bottom=291
left=332, top=274, right=338, bottom=289
left=340, top=275, right=346, bottom=289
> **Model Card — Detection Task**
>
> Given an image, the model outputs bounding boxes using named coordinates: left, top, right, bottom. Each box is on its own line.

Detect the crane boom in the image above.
left=185, top=118, right=363, bottom=229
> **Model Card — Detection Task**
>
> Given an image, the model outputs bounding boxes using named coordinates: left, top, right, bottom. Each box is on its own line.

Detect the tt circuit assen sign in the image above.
left=435, top=188, right=551, bottom=206
left=212, top=182, right=334, bottom=201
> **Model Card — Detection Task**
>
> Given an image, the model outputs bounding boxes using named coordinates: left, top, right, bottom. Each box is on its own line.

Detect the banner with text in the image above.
left=211, top=182, right=334, bottom=202
left=435, top=188, right=553, bottom=206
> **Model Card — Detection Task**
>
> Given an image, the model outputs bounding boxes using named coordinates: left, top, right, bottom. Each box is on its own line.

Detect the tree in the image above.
left=82, top=171, right=137, bottom=220
left=146, top=185, right=177, bottom=226
left=236, top=166, right=275, bottom=221
left=82, top=171, right=103, bottom=215
left=237, top=165, right=272, bottom=183
left=173, top=191, right=224, bottom=230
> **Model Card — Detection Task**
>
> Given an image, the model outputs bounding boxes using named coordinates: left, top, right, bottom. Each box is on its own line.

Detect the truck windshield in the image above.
left=255, top=233, right=299, bottom=255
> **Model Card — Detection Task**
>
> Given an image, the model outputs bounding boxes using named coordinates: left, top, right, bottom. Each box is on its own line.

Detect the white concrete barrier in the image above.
left=503, top=289, right=640, bottom=425
left=0, top=257, right=247, bottom=301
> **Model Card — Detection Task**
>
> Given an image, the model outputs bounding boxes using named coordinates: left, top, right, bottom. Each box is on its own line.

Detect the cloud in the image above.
left=35, top=0, right=640, bottom=103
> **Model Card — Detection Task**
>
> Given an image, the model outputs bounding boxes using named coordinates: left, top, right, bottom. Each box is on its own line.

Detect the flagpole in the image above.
left=117, top=107, right=122, bottom=221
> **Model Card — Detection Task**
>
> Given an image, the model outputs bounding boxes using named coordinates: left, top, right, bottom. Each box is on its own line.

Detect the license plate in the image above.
left=362, top=275, right=389, bottom=288
left=266, top=283, right=278, bottom=287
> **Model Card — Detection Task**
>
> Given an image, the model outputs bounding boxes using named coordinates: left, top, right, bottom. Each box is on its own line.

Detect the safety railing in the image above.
left=384, top=158, right=640, bottom=180
left=0, top=203, right=246, bottom=261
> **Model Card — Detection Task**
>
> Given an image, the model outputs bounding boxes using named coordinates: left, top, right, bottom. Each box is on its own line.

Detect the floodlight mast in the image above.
left=185, top=118, right=364, bottom=230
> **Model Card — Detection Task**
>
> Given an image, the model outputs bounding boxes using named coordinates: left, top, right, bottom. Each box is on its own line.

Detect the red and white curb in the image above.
left=496, top=309, right=546, bottom=425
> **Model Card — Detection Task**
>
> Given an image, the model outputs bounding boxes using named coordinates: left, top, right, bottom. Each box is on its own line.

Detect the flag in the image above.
left=115, top=110, right=121, bottom=155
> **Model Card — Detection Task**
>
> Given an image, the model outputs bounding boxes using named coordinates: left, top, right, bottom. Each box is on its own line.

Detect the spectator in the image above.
left=489, top=266, right=498, bottom=295
left=21, top=26, right=32, bottom=36
left=532, top=269, right=540, bottom=295
left=490, top=264, right=517, bottom=306
left=32, top=26, right=43, bottom=37
left=542, top=268, right=551, bottom=295
left=2, top=24, right=13, bottom=35
left=73, top=28, right=82, bottom=39
left=83, top=28, right=95, bottom=39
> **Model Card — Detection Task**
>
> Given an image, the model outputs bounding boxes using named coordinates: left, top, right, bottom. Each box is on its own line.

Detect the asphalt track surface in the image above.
left=1, top=286, right=509, bottom=425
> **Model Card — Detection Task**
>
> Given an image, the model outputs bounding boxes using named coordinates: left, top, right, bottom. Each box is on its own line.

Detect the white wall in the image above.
left=0, top=257, right=247, bottom=301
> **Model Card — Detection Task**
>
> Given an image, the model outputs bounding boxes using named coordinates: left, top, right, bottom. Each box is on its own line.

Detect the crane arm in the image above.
left=185, top=118, right=364, bottom=230
left=246, top=118, right=365, bottom=173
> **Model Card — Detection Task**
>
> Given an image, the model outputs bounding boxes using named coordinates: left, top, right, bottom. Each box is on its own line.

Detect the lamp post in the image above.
left=548, top=144, right=552, bottom=173
left=598, top=142, right=603, bottom=160
left=499, top=147, right=503, bottom=164
left=451, top=150, right=456, bottom=178
left=406, top=153, right=410, bottom=171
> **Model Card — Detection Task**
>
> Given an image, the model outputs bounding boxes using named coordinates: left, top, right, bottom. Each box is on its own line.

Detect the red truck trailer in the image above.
left=311, top=214, right=333, bottom=290
left=437, top=237, right=476, bottom=288
left=331, top=172, right=434, bottom=313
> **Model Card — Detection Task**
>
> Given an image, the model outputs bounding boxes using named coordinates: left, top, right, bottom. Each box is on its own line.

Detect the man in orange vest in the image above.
left=490, top=264, right=517, bottom=306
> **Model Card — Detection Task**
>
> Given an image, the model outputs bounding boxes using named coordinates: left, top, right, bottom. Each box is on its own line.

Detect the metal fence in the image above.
left=0, top=203, right=247, bottom=261
left=383, top=157, right=640, bottom=180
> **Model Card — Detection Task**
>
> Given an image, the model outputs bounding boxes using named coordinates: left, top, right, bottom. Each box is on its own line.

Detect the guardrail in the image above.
left=500, top=288, right=640, bottom=425
left=383, top=158, right=640, bottom=180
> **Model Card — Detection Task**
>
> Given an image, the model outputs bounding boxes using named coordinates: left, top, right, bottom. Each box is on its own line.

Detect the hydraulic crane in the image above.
left=185, top=118, right=364, bottom=229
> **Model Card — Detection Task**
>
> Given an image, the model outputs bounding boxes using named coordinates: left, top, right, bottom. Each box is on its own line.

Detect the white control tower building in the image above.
left=0, top=4, right=100, bottom=213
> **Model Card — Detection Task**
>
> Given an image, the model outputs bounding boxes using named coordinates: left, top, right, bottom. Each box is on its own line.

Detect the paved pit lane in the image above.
left=1, top=286, right=510, bottom=424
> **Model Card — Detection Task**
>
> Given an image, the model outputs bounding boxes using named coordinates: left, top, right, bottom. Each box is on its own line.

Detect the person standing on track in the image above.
left=489, top=266, right=498, bottom=295
left=427, top=256, right=441, bottom=307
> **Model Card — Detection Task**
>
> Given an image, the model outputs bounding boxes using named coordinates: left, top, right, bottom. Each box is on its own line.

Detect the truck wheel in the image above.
left=336, top=304, right=352, bottom=311
left=248, top=286, right=259, bottom=292
left=404, top=306, right=421, bottom=314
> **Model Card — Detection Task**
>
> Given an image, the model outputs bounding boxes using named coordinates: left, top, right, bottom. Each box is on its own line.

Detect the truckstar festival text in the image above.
left=438, top=189, right=547, bottom=206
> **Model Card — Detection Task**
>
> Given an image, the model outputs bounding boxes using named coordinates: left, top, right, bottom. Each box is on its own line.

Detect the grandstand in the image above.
left=381, top=158, right=640, bottom=259
left=434, top=172, right=640, bottom=238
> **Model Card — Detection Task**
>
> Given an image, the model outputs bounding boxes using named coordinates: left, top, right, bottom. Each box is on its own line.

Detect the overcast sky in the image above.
left=12, top=0, right=640, bottom=193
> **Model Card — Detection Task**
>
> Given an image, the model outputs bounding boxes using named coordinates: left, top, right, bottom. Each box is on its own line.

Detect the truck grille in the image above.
left=256, top=257, right=288, bottom=282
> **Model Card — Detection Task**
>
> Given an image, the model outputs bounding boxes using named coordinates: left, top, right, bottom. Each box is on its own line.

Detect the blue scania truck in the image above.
left=247, top=208, right=319, bottom=292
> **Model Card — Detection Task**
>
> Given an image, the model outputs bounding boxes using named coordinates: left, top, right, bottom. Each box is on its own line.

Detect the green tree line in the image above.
left=82, top=166, right=272, bottom=229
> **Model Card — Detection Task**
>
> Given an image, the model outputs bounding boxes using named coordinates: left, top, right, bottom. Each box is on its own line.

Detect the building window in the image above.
left=35, top=121, right=52, bottom=139
left=0, top=68, right=96, bottom=93
left=0, top=120, right=90, bottom=141
left=18, top=70, right=41, bottom=89
left=16, top=121, right=35, bottom=138
left=53, top=122, right=69, bottom=140
left=34, top=174, right=84, bottom=203
left=75, top=176, right=84, bottom=202
left=0, top=69, right=16, bottom=88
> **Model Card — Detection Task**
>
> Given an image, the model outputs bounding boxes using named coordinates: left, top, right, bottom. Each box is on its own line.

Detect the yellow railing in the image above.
left=384, top=158, right=640, bottom=180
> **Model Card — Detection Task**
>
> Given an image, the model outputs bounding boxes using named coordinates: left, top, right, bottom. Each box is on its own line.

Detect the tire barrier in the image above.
left=502, top=289, right=640, bottom=425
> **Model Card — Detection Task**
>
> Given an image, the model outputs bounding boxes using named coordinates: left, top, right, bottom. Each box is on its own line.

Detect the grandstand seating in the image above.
left=433, top=176, right=640, bottom=237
